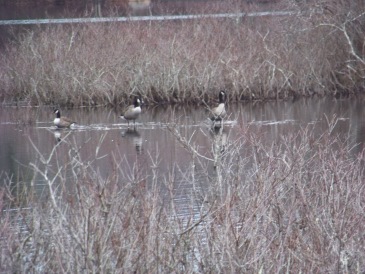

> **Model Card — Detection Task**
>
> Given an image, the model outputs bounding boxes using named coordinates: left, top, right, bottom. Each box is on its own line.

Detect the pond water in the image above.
left=1, top=97, right=365, bottom=211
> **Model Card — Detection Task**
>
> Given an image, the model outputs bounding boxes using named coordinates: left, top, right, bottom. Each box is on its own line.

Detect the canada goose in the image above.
left=121, top=97, right=142, bottom=128
left=210, top=90, right=227, bottom=127
left=53, top=109, right=76, bottom=128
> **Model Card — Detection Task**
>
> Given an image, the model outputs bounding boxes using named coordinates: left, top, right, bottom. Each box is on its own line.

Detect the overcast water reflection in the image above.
left=0, top=97, right=365, bottom=211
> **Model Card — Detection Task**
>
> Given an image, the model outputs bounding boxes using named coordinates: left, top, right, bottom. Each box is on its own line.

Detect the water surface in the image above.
left=1, top=97, right=364, bottom=204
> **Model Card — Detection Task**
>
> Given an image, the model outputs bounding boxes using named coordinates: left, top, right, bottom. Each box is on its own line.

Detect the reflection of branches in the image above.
left=2, top=115, right=365, bottom=272
left=28, top=135, right=88, bottom=263
left=167, top=125, right=214, bottom=163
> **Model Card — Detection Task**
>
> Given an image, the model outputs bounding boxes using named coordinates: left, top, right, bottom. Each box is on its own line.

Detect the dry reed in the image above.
left=0, top=0, right=364, bottom=106
left=0, top=117, right=364, bottom=272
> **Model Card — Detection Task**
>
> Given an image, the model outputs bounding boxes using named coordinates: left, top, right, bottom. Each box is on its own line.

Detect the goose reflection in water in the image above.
left=53, top=129, right=73, bottom=144
left=54, top=129, right=62, bottom=143
left=211, top=126, right=228, bottom=152
left=121, top=128, right=143, bottom=154
left=210, top=126, right=229, bottom=168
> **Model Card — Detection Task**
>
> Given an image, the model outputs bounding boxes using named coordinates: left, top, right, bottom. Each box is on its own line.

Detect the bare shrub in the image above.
left=1, top=118, right=364, bottom=272
left=0, top=1, right=364, bottom=105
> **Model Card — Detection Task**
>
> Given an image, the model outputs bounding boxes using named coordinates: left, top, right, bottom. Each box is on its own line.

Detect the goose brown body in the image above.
left=210, top=91, right=227, bottom=123
left=121, top=97, right=142, bottom=127
left=53, top=109, right=76, bottom=128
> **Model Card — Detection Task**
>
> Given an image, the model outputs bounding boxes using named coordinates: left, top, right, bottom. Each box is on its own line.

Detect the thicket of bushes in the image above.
left=0, top=0, right=364, bottom=106
left=1, top=119, right=364, bottom=272
left=1, top=1, right=364, bottom=272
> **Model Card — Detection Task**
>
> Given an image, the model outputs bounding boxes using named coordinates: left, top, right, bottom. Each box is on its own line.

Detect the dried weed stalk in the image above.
left=0, top=0, right=364, bottom=106
left=1, top=117, right=364, bottom=272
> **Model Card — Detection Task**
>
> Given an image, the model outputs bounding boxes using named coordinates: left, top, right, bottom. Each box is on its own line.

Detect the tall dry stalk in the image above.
left=1, top=116, right=365, bottom=272
left=0, top=0, right=364, bottom=106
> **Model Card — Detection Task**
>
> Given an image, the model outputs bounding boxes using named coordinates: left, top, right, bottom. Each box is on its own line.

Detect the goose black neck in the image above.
left=219, top=93, right=225, bottom=103
left=134, top=98, right=141, bottom=107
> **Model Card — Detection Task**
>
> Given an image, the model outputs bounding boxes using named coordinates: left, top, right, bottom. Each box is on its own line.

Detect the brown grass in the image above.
left=0, top=118, right=365, bottom=272
left=0, top=0, right=364, bottom=107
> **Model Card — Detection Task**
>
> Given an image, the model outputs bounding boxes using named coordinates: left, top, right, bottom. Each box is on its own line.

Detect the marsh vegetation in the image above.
left=0, top=0, right=365, bottom=272
left=0, top=0, right=364, bottom=106
left=1, top=115, right=365, bottom=272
